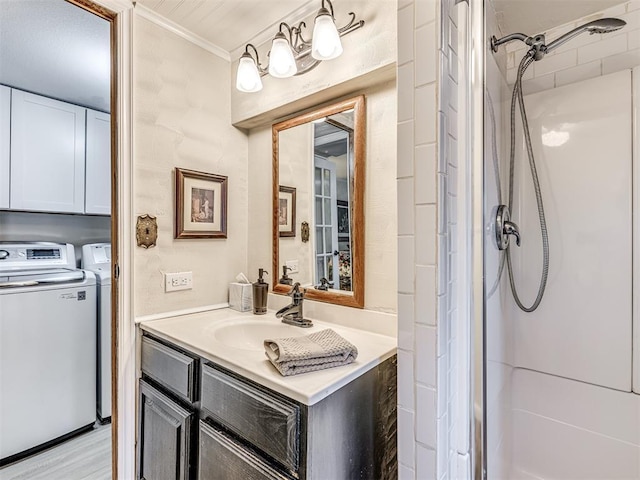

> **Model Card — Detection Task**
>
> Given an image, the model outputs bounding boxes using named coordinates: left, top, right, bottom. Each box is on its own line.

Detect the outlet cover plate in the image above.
left=165, top=272, right=193, bottom=292
left=285, top=260, right=299, bottom=274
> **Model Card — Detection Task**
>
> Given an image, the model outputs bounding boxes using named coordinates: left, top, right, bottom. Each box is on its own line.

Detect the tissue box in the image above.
left=229, top=282, right=252, bottom=312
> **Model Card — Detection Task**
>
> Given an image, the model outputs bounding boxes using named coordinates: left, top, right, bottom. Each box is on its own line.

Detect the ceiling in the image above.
left=0, top=0, right=110, bottom=112
left=0, top=0, right=628, bottom=115
left=493, top=0, right=626, bottom=36
left=134, top=0, right=630, bottom=59
left=135, top=0, right=315, bottom=56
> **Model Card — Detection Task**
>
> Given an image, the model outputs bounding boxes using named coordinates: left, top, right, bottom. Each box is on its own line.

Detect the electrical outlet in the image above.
left=286, top=260, right=299, bottom=274
left=165, top=272, right=193, bottom=292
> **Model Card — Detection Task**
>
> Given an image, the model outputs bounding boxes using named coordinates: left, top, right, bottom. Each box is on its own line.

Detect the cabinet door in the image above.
left=198, top=421, right=292, bottom=480
left=85, top=110, right=111, bottom=215
left=0, top=86, right=9, bottom=209
left=10, top=90, right=86, bottom=213
left=138, top=380, right=194, bottom=480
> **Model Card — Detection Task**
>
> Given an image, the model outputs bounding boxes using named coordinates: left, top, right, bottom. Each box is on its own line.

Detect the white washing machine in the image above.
left=0, top=243, right=97, bottom=464
left=82, top=242, right=111, bottom=421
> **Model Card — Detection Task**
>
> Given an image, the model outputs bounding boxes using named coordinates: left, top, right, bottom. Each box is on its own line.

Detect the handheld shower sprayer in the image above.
left=491, top=18, right=626, bottom=60
left=489, top=17, right=625, bottom=312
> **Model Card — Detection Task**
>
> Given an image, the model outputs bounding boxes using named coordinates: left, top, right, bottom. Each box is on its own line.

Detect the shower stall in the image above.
left=473, top=1, right=640, bottom=478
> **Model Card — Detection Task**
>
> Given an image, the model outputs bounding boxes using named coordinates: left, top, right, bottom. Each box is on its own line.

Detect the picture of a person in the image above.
left=279, top=198, right=288, bottom=225
left=203, top=197, right=210, bottom=219
left=191, top=188, right=214, bottom=223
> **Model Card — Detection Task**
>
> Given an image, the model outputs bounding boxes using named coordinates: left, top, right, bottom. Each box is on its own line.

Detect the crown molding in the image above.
left=133, top=3, right=230, bottom=61
left=93, top=0, right=134, bottom=12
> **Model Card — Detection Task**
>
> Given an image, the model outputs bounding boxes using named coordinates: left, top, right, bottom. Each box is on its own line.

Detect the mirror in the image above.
left=273, top=95, right=365, bottom=308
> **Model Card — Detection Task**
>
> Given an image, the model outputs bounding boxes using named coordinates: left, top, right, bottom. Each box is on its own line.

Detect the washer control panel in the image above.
left=0, top=243, right=75, bottom=270
left=81, top=243, right=111, bottom=271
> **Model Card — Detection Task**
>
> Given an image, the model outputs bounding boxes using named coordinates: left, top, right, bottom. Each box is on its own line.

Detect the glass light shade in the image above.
left=311, top=13, right=343, bottom=60
left=268, top=36, right=297, bottom=78
left=236, top=55, right=263, bottom=92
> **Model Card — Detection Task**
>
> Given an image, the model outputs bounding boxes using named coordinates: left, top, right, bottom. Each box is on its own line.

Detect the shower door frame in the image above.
left=471, top=0, right=487, bottom=479
left=472, top=6, right=640, bottom=480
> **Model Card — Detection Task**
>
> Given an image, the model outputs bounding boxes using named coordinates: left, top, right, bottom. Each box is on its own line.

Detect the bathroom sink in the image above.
left=213, top=319, right=308, bottom=351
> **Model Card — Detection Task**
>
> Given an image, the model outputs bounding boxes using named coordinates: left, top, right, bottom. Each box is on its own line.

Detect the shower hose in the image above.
left=506, top=52, right=550, bottom=312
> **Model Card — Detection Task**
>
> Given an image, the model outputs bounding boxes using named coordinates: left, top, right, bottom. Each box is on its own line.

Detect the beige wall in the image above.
left=133, top=16, right=249, bottom=317
left=248, top=80, right=398, bottom=313
left=278, top=123, right=314, bottom=286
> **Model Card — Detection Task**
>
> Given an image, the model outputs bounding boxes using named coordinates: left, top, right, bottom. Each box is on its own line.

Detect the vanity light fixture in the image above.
left=235, top=0, right=364, bottom=93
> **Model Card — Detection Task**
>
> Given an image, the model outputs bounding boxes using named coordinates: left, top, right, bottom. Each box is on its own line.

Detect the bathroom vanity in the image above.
left=137, top=309, right=397, bottom=480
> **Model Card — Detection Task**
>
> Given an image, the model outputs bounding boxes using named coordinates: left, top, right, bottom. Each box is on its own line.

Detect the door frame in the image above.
left=64, top=0, right=135, bottom=478
left=312, top=156, right=339, bottom=287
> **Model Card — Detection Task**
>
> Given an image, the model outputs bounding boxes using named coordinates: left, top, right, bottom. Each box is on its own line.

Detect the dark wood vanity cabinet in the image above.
left=138, top=333, right=397, bottom=480
left=198, top=421, right=293, bottom=480
left=138, top=336, right=199, bottom=480
left=138, top=380, right=195, bottom=480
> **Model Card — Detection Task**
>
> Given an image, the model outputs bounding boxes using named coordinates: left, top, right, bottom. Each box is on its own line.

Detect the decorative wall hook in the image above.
left=301, top=221, right=310, bottom=243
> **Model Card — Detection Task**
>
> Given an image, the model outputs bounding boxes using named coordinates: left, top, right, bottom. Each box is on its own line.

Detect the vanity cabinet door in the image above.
left=138, top=380, right=194, bottom=480
left=200, top=364, right=300, bottom=473
left=198, top=421, right=293, bottom=480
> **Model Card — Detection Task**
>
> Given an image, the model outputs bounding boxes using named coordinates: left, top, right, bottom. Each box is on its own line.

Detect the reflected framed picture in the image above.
left=175, top=167, right=227, bottom=239
left=337, top=200, right=349, bottom=235
left=278, top=185, right=296, bottom=237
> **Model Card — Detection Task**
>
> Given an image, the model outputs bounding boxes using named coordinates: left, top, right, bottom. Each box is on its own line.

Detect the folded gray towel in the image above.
left=264, top=328, right=358, bottom=377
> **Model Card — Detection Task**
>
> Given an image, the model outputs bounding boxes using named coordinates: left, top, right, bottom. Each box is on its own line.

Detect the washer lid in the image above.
left=0, top=268, right=86, bottom=289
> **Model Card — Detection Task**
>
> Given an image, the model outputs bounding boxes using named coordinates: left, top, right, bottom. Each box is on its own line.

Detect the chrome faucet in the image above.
left=275, top=283, right=313, bottom=328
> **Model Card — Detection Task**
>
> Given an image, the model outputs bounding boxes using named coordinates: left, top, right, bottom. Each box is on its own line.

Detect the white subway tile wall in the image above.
left=505, top=2, right=640, bottom=94
left=397, top=0, right=469, bottom=478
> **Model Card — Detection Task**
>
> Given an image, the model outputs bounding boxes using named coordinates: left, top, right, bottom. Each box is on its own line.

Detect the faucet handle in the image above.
left=288, top=282, right=305, bottom=300
left=316, top=277, right=333, bottom=291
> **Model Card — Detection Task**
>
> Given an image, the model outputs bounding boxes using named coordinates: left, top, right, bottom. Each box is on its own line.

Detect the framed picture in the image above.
left=337, top=200, right=350, bottom=235
left=278, top=185, right=296, bottom=237
left=175, top=167, right=227, bottom=239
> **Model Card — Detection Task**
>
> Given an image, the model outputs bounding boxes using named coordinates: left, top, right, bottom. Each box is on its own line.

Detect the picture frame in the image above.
left=337, top=200, right=350, bottom=235
left=175, top=167, right=227, bottom=239
left=278, top=185, right=296, bottom=237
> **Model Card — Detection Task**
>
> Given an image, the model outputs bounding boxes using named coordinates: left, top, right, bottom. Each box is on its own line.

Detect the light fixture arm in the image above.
left=337, top=12, right=365, bottom=35
left=278, top=22, right=296, bottom=44
left=322, top=0, right=335, bottom=17
left=291, top=22, right=309, bottom=51
left=244, top=43, right=267, bottom=76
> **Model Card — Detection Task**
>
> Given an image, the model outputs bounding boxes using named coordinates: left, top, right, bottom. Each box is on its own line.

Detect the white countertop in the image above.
left=139, top=308, right=397, bottom=406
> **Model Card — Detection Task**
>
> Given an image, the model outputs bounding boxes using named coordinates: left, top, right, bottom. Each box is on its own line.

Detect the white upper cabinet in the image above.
left=10, top=90, right=86, bottom=213
left=0, top=86, right=10, bottom=209
left=85, top=110, right=111, bottom=215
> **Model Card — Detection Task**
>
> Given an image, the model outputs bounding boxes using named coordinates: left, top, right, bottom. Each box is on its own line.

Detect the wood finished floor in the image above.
left=0, top=424, right=112, bottom=480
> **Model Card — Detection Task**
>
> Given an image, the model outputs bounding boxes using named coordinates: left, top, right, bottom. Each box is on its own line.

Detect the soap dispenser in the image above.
left=252, top=268, right=269, bottom=315
left=279, top=265, right=293, bottom=285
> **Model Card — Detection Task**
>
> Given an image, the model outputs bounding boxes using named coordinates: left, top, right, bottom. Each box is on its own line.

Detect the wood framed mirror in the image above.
left=272, top=95, right=365, bottom=308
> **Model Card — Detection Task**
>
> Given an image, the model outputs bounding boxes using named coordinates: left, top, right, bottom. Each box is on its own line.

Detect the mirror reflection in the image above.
left=273, top=96, right=365, bottom=308
left=312, top=112, right=353, bottom=291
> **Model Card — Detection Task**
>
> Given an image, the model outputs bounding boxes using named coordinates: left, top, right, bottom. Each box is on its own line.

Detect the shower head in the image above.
left=491, top=18, right=626, bottom=60
left=545, top=18, right=626, bottom=53
left=584, top=17, right=627, bottom=34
